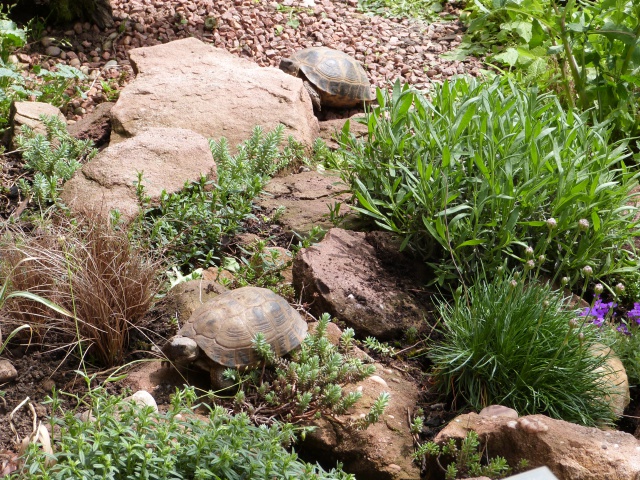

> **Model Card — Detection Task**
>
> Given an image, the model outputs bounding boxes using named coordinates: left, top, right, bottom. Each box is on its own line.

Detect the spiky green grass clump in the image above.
left=428, top=274, right=619, bottom=426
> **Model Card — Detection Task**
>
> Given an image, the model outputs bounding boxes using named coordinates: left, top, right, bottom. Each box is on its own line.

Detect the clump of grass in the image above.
left=428, top=273, right=619, bottom=427
left=1, top=214, right=162, bottom=367
left=14, top=380, right=353, bottom=479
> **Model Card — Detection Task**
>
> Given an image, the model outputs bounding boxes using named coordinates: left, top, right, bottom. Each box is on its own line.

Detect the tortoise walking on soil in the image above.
left=279, top=47, right=374, bottom=110
left=162, top=286, right=308, bottom=389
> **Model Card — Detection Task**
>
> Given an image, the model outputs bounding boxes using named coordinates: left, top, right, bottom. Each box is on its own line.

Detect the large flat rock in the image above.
left=61, top=127, right=216, bottom=222
left=293, top=228, right=429, bottom=339
left=431, top=413, right=640, bottom=480
left=110, top=37, right=319, bottom=149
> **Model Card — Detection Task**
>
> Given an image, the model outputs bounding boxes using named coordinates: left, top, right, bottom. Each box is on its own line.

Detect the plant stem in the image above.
left=558, top=0, right=583, bottom=108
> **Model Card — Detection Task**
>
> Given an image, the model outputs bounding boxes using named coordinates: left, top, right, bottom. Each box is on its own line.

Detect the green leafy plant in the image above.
left=337, top=78, right=639, bottom=288
left=460, top=0, right=640, bottom=137
left=230, top=313, right=388, bottom=428
left=428, top=273, right=619, bottom=427
left=0, top=62, right=87, bottom=132
left=358, top=0, right=445, bottom=21
left=363, top=336, right=397, bottom=357
left=14, top=381, right=353, bottom=479
left=218, top=239, right=294, bottom=296
left=1, top=214, right=162, bottom=367
left=0, top=7, right=26, bottom=62
left=15, top=115, right=96, bottom=205
left=130, top=125, right=298, bottom=272
left=414, top=431, right=528, bottom=480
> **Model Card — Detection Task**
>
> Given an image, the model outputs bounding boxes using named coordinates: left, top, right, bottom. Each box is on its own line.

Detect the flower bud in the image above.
left=525, top=260, right=535, bottom=270
left=538, top=255, right=546, bottom=263
left=578, top=219, right=589, bottom=232
left=594, top=283, right=604, bottom=295
left=542, top=300, right=549, bottom=308
left=569, top=318, right=578, bottom=329
left=561, top=277, right=570, bottom=287
left=582, top=265, right=593, bottom=277
left=510, top=279, right=518, bottom=288
left=525, top=246, right=534, bottom=258
left=615, top=283, right=625, bottom=295
left=546, top=218, right=557, bottom=229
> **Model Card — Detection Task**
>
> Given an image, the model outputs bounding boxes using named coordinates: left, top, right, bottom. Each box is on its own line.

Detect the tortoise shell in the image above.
left=283, top=47, right=374, bottom=108
left=178, top=286, right=308, bottom=368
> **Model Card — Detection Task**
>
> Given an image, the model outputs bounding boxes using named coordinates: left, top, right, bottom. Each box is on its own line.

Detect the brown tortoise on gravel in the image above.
left=161, top=286, right=308, bottom=389
left=279, top=46, right=374, bottom=110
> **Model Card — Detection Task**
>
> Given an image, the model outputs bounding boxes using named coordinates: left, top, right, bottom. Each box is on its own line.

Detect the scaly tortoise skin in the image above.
left=162, top=286, right=308, bottom=388
left=279, top=46, right=374, bottom=110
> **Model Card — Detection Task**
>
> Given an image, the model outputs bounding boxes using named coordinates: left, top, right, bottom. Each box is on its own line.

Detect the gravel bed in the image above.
left=12, top=0, right=484, bottom=120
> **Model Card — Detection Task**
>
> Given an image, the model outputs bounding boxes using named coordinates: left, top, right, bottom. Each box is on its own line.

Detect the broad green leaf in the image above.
left=492, top=47, right=519, bottom=66
left=501, top=20, right=533, bottom=43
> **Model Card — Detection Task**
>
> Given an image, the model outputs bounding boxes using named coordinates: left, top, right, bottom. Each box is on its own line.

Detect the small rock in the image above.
left=124, top=390, right=158, bottom=412
left=45, top=46, right=62, bottom=57
left=479, top=404, right=518, bottom=419
left=0, top=360, right=18, bottom=383
left=40, top=37, right=55, bottom=47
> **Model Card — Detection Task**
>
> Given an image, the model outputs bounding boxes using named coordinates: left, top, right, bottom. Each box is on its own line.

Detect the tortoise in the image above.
left=161, top=286, right=308, bottom=389
left=279, top=46, right=374, bottom=110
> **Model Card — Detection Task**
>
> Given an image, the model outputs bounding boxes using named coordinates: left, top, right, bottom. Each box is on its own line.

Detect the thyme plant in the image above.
left=14, top=383, right=353, bottom=479
left=229, top=314, right=389, bottom=428
left=15, top=115, right=96, bottom=205
left=130, top=125, right=302, bottom=272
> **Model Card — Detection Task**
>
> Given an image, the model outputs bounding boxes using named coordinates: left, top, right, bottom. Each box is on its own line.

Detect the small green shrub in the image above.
left=218, top=239, right=294, bottom=297
left=130, top=125, right=300, bottom=272
left=428, top=273, right=618, bottom=426
left=15, top=115, right=96, bottom=205
left=415, top=430, right=528, bottom=480
left=337, top=77, right=639, bottom=288
left=230, top=313, right=389, bottom=428
left=15, top=382, right=353, bottom=479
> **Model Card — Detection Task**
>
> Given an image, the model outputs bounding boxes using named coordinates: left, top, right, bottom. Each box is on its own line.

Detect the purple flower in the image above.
left=627, top=302, right=640, bottom=325
left=579, top=296, right=617, bottom=328
left=579, top=297, right=616, bottom=319
left=617, top=324, right=630, bottom=335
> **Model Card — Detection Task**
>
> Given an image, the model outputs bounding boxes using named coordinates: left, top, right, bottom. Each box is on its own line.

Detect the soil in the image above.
left=0, top=0, right=639, bottom=476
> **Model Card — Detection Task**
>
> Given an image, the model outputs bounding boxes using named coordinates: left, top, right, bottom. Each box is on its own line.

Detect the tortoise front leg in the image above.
left=303, top=81, right=322, bottom=111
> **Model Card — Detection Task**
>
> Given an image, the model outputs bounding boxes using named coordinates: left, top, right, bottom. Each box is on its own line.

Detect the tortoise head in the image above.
left=279, top=57, right=300, bottom=77
left=161, top=335, right=200, bottom=366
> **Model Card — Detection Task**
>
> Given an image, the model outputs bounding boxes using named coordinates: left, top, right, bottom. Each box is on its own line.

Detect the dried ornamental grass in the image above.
left=1, top=215, right=162, bottom=367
